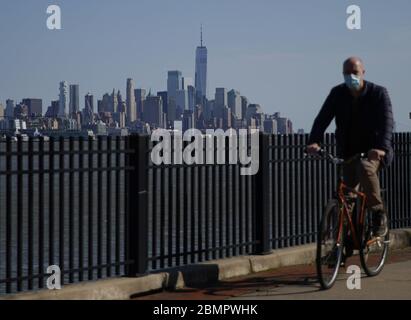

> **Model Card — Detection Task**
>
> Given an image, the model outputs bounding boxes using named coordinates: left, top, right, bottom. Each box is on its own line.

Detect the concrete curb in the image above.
left=3, top=228, right=411, bottom=300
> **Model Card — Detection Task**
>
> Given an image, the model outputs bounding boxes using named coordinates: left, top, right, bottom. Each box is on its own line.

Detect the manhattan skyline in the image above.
left=1, top=0, right=411, bottom=131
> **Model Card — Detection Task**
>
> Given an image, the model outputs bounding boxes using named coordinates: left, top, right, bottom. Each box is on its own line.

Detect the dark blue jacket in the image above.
left=308, top=81, right=394, bottom=167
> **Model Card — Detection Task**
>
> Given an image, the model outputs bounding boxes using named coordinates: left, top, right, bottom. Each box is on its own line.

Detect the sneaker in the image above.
left=371, top=210, right=388, bottom=238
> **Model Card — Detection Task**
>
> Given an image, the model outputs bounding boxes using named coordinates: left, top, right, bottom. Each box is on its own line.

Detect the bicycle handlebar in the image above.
left=304, top=149, right=367, bottom=165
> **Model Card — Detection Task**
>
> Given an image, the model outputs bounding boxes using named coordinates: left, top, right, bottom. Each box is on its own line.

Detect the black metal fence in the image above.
left=1, top=132, right=410, bottom=295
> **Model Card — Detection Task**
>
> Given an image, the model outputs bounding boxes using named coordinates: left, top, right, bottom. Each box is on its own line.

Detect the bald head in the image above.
left=343, top=57, right=365, bottom=76
left=343, top=57, right=366, bottom=93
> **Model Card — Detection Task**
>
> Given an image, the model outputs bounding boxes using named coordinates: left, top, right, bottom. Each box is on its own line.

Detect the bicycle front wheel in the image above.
left=359, top=209, right=389, bottom=277
left=316, top=199, right=344, bottom=290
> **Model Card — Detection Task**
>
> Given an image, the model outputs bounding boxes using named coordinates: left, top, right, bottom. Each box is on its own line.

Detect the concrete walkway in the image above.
left=231, top=260, right=411, bottom=300
left=136, top=248, right=411, bottom=300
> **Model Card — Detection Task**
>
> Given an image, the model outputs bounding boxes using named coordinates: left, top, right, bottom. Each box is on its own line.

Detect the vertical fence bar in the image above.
left=289, top=135, right=296, bottom=246
left=199, top=163, right=205, bottom=262
left=38, top=137, right=45, bottom=289
left=204, top=161, right=210, bottom=260
left=393, top=134, right=398, bottom=228
left=28, top=138, right=34, bottom=290
left=212, top=142, right=218, bottom=260
left=160, top=160, right=165, bottom=269
left=115, top=137, right=121, bottom=275
left=49, top=137, right=55, bottom=276
left=167, top=143, right=174, bottom=267
left=239, top=153, right=244, bottom=255
left=106, top=137, right=112, bottom=277
left=16, top=136, right=23, bottom=291
left=407, top=133, right=411, bottom=227
left=151, top=148, right=157, bottom=270
left=59, top=137, right=65, bottom=286
left=78, top=137, right=84, bottom=281
left=6, top=137, right=12, bottom=293
left=295, top=134, right=302, bottom=246
left=254, top=133, right=271, bottom=254
left=219, top=159, right=224, bottom=258
left=272, top=134, right=279, bottom=249
left=232, top=151, right=239, bottom=256
left=184, top=160, right=189, bottom=265
left=401, top=133, right=406, bottom=228
left=175, top=150, right=181, bottom=267
left=126, top=135, right=149, bottom=276
left=88, top=136, right=94, bottom=280
left=97, top=137, right=103, bottom=278
left=191, top=162, right=196, bottom=263
left=68, top=137, right=74, bottom=283
left=300, top=134, right=307, bottom=245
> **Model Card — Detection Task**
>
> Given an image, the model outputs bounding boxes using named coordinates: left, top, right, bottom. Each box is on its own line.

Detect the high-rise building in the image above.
left=241, top=96, right=248, bottom=121
left=143, top=95, right=163, bottom=128
left=111, top=89, right=118, bottom=113
left=228, top=89, right=242, bottom=120
left=45, top=100, right=59, bottom=118
left=69, top=84, right=80, bottom=115
left=83, top=93, right=94, bottom=124
left=5, top=100, right=15, bottom=119
left=167, top=71, right=183, bottom=122
left=264, top=118, right=278, bottom=134
left=187, top=85, right=196, bottom=111
left=14, top=103, right=29, bottom=119
left=117, top=90, right=124, bottom=111
left=195, top=25, right=208, bottom=105
left=126, top=78, right=137, bottom=124
left=157, top=91, right=168, bottom=114
left=214, top=88, right=227, bottom=119
left=182, top=109, right=194, bottom=131
left=98, top=93, right=112, bottom=113
left=135, top=88, right=146, bottom=120
left=59, top=81, right=69, bottom=118
left=0, top=103, right=4, bottom=119
left=277, top=117, right=293, bottom=134
left=182, top=77, right=194, bottom=90
left=176, top=90, right=188, bottom=112
left=22, top=98, right=43, bottom=118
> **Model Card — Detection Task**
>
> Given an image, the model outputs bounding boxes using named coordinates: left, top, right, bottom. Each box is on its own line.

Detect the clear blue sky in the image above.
left=1, top=0, right=411, bottom=131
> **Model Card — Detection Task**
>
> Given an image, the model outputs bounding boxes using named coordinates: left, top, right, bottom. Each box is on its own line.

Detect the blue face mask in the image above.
left=344, top=74, right=362, bottom=91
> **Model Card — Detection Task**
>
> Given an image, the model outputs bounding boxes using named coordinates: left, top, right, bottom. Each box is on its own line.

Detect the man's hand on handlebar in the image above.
left=368, top=149, right=386, bottom=161
left=306, top=143, right=321, bottom=155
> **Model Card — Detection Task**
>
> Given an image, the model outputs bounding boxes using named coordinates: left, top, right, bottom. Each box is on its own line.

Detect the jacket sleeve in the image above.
left=374, top=87, right=394, bottom=152
left=308, top=88, right=336, bottom=145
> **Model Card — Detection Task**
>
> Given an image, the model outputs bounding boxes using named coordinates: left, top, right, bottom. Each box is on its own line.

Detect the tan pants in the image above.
left=343, top=159, right=384, bottom=211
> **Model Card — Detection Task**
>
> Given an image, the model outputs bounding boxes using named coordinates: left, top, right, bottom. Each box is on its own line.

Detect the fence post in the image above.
left=253, top=132, right=272, bottom=255
left=126, top=134, right=149, bottom=276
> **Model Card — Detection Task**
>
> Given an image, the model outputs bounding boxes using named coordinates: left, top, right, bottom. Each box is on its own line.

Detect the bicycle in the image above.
left=309, top=149, right=390, bottom=290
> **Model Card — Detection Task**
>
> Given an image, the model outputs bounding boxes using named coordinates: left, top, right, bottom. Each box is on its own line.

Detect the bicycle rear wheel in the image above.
left=316, top=199, right=344, bottom=290
left=359, top=209, right=389, bottom=276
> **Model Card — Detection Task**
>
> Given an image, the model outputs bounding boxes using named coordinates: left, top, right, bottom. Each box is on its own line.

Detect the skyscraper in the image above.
left=83, top=93, right=94, bottom=124
left=228, top=89, right=242, bottom=120
left=126, top=78, right=137, bottom=124
left=69, top=84, right=80, bottom=115
left=144, top=95, right=163, bottom=128
left=195, top=25, right=208, bottom=105
left=22, top=99, right=43, bottom=118
left=167, top=70, right=183, bottom=122
left=241, top=96, right=249, bottom=121
left=59, top=81, right=69, bottom=118
left=5, top=100, right=15, bottom=119
left=135, top=88, right=146, bottom=120
left=214, top=88, right=227, bottom=119
left=111, top=89, right=118, bottom=113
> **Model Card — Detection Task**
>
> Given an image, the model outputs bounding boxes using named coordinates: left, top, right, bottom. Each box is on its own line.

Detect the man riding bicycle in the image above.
left=306, top=57, right=394, bottom=238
